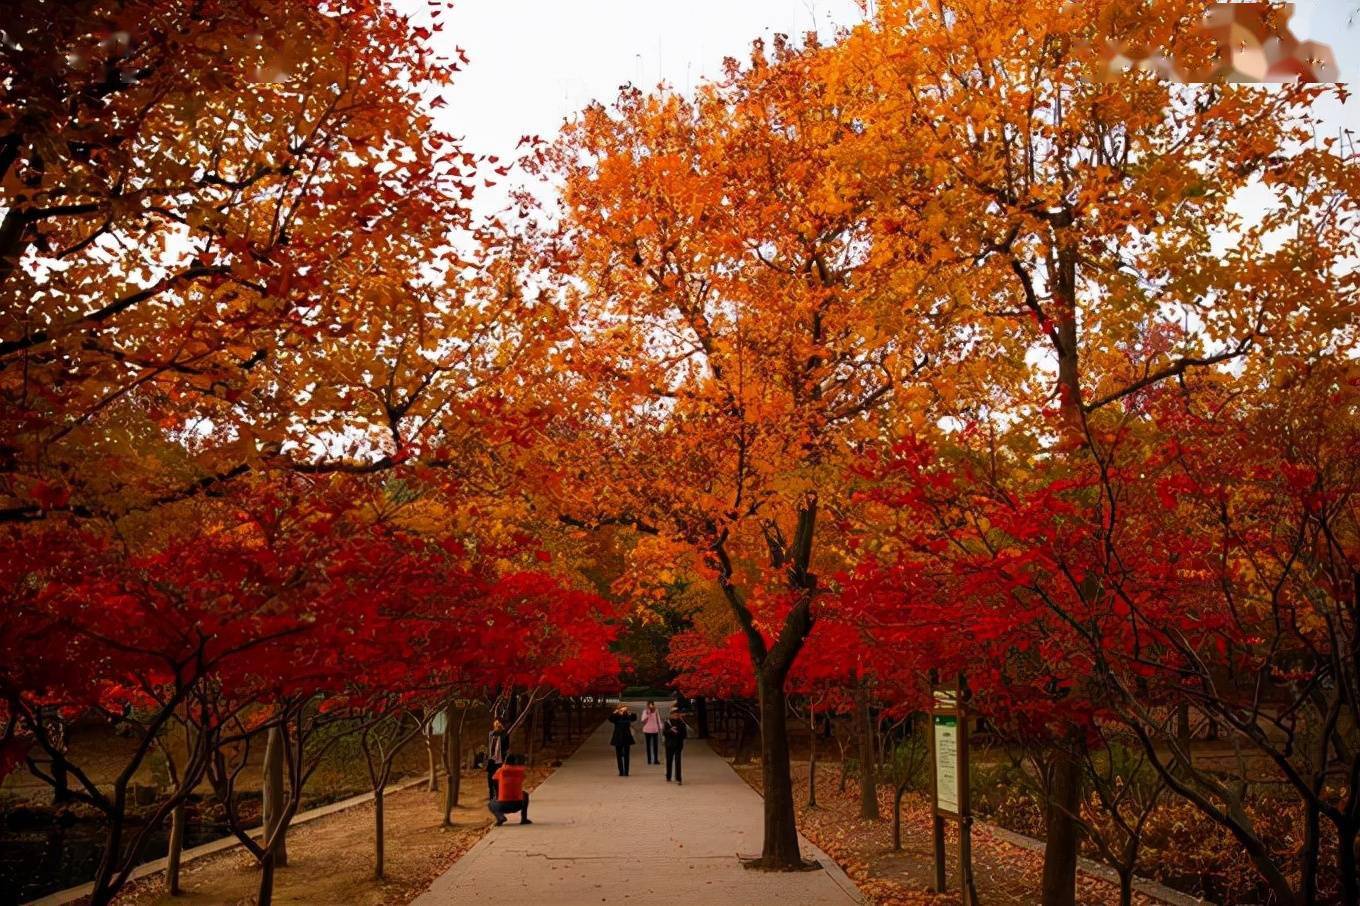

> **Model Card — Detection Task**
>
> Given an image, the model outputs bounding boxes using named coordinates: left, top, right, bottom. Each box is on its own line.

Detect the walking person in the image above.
left=608, top=702, right=638, bottom=776
left=639, top=700, right=662, bottom=765
left=486, top=718, right=510, bottom=799
left=664, top=709, right=689, bottom=784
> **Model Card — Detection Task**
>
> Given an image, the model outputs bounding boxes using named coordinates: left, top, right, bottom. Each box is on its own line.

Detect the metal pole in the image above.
left=958, top=674, right=977, bottom=904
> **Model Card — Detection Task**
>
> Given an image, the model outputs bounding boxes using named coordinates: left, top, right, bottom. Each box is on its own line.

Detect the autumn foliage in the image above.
left=2, top=0, right=1359, bottom=904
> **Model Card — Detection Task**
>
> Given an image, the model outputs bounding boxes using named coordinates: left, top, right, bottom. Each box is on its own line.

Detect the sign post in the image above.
left=930, top=675, right=976, bottom=904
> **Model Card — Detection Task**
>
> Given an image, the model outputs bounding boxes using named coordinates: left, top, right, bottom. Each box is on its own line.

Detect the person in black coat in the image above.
left=486, top=718, right=510, bottom=799
left=663, top=710, right=689, bottom=784
left=608, top=703, right=638, bottom=776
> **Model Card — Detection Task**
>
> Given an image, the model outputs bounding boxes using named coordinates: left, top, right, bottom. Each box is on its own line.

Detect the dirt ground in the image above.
left=116, top=781, right=486, bottom=906
left=728, top=759, right=1162, bottom=906
left=112, top=715, right=604, bottom=906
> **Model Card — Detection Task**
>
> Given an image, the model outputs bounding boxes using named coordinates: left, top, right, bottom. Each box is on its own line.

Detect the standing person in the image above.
left=486, top=718, right=510, bottom=799
left=639, top=701, right=662, bottom=765
left=488, top=754, right=532, bottom=826
left=664, top=709, right=689, bottom=784
left=608, top=703, right=638, bottom=776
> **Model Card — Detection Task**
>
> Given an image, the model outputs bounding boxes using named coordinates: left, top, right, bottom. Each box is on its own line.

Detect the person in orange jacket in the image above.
left=488, top=753, right=532, bottom=826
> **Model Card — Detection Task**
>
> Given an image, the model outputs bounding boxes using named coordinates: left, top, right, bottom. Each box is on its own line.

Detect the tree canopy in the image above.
left=2, top=1, right=1357, bottom=904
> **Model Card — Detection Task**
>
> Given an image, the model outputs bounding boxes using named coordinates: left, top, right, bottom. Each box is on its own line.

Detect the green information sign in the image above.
left=933, top=714, right=959, bottom=815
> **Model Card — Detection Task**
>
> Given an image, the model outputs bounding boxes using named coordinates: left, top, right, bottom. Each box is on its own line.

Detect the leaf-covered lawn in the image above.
left=731, top=761, right=1165, bottom=906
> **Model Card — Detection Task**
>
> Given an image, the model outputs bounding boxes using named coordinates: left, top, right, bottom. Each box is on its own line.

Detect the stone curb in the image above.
left=802, top=841, right=869, bottom=905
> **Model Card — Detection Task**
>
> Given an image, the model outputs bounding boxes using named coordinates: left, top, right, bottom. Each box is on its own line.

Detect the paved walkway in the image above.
left=413, top=701, right=863, bottom=905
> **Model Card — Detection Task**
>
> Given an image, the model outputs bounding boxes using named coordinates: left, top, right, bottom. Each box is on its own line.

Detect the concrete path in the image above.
left=413, top=701, right=864, bottom=906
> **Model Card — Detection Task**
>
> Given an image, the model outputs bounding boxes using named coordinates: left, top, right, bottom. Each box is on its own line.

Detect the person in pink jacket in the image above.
left=640, top=701, right=663, bottom=765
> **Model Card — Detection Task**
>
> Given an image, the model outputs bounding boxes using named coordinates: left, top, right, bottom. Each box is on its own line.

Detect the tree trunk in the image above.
left=753, top=671, right=805, bottom=869
left=892, top=779, right=910, bottom=851
left=1338, top=824, right=1358, bottom=906
left=257, top=848, right=276, bottom=906
left=373, top=786, right=385, bottom=880
left=1175, top=703, right=1193, bottom=773
left=441, top=704, right=461, bottom=827
left=262, top=725, right=288, bottom=867
left=425, top=727, right=440, bottom=792
left=1118, top=868, right=1133, bottom=906
left=48, top=719, right=73, bottom=805
left=696, top=697, right=709, bottom=739
left=51, top=757, right=72, bottom=805
left=807, top=707, right=818, bottom=809
left=89, top=781, right=130, bottom=906
left=1302, top=799, right=1321, bottom=906
left=855, top=679, right=879, bottom=820
left=727, top=498, right=817, bottom=872
left=526, top=702, right=537, bottom=766
left=166, top=800, right=186, bottom=895
left=1041, top=747, right=1084, bottom=906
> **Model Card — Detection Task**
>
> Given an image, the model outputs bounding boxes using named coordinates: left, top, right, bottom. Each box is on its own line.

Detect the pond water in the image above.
left=0, top=818, right=230, bottom=905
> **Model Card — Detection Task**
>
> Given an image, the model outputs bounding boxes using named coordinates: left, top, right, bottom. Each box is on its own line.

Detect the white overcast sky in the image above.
left=414, top=0, right=866, bottom=164
left=396, top=0, right=1357, bottom=208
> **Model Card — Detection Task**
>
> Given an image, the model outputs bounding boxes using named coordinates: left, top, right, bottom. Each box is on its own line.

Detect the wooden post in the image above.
left=959, top=690, right=977, bottom=906
left=932, top=811, right=947, bottom=891
left=930, top=700, right=947, bottom=891
left=930, top=674, right=974, bottom=904
left=960, top=815, right=975, bottom=905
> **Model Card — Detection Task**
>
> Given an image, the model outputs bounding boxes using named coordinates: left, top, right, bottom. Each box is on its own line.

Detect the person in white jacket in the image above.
left=639, top=701, right=663, bottom=765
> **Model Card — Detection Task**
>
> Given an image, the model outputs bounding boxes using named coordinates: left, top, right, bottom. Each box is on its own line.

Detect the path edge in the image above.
left=800, top=837, right=869, bottom=905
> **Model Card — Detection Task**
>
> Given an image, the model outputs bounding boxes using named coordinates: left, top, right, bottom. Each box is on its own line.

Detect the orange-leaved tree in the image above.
left=819, top=1, right=1358, bottom=901
left=0, top=0, right=483, bottom=522
left=535, top=36, right=951, bottom=868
